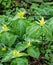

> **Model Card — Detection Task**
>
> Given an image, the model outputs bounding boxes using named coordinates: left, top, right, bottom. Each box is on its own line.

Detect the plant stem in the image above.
left=48, top=42, right=52, bottom=49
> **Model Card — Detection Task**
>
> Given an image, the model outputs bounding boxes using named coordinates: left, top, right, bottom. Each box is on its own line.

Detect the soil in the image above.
left=28, top=57, right=47, bottom=65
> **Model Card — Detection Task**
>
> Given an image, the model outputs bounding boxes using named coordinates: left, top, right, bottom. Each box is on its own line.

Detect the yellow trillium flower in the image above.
left=2, top=24, right=7, bottom=32
left=2, top=47, right=6, bottom=51
left=13, top=50, right=20, bottom=58
left=27, top=41, right=31, bottom=48
left=18, top=11, right=24, bottom=19
left=39, top=17, right=45, bottom=26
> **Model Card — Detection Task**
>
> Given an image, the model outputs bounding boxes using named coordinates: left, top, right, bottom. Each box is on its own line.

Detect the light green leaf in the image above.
left=26, top=25, right=42, bottom=39
left=0, top=32, right=17, bottom=47
left=11, top=58, right=28, bottom=65
left=43, top=25, right=53, bottom=41
left=15, top=42, right=27, bottom=52
left=1, top=51, right=13, bottom=62
left=11, top=19, right=28, bottom=38
left=27, top=46, right=40, bottom=59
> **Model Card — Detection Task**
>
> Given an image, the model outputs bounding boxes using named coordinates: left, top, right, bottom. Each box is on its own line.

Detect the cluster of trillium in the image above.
left=1, top=11, right=45, bottom=58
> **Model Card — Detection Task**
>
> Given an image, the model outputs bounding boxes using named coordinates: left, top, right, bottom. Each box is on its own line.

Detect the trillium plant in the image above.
left=0, top=10, right=53, bottom=65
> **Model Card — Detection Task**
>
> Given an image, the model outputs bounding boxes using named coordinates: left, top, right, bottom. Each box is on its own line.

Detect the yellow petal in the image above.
left=2, top=24, right=7, bottom=32
left=13, top=50, right=20, bottom=58
left=39, top=17, right=45, bottom=26
left=18, top=11, right=24, bottom=19
left=27, top=41, right=31, bottom=48
left=2, top=47, right=6, bottom=51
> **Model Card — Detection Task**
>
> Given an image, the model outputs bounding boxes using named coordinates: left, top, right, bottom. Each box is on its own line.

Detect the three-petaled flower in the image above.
left=18, top=11, right=24, bottom=19
left=2, top=47, right=6, bottom=51
left=13, top=50, right=20, bottom=58
left=2, top=24, right=7, bottom=32
left=27, top=41, right=31, bottom=48
left=39, top=17, right=45, bottom=26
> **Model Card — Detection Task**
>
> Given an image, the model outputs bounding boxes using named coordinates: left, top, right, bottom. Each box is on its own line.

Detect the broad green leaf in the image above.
left=0, top=32, right=17, bottom=47
left=26, top=25, right=42, bottom=39
left=15, top=42, right=27, bottom=52
left=43, top=25, right=53, bottom=41
left=1, top=51, right=13, bottom=62
left=0, top=50, right=9, bottom=57
left=11, top=19, right=28, bottom=39
left=27, top=46, right=40, bottom=59
left=1, top=49, right=27, bottom=62
left=11, top=58, right=28, bottom=65
left=47, top=17, right=53, bottom=32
